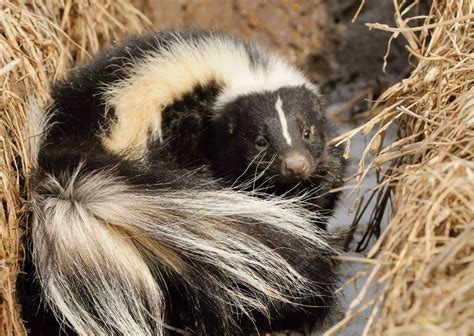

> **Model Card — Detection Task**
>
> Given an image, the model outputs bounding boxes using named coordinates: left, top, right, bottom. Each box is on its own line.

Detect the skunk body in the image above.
left=25, top=30, right=343, bottom=335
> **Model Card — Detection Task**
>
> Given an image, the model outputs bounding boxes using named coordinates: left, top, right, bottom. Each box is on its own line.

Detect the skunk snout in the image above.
left=280, top=151, right=313, bottom=178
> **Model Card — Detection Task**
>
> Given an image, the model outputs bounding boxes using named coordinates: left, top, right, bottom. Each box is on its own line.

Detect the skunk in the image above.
left=24, top=30, right=344, bottom=335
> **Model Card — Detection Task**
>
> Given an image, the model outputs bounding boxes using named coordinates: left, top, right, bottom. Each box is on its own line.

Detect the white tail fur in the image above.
left=32, top=164, right=332, bottom=335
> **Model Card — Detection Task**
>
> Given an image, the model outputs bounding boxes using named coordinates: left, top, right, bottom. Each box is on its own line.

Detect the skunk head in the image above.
left=212, top=85, right=329, bottom=185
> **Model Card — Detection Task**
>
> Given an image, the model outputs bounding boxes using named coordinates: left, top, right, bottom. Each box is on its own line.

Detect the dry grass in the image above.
left=0, top=1, right=148, bottom=334
left=327, top=0, right=474, bottom=335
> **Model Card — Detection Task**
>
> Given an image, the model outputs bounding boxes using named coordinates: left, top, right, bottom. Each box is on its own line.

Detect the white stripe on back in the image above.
left=275, top=96, right=292, bottom=146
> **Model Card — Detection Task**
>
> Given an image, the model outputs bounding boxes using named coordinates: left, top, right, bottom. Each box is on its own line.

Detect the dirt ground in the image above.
left=132, top=0, right=410, bottom=119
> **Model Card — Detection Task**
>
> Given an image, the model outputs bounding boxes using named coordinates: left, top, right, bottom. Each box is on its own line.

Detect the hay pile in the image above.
left=0, top=1, right=148, bottom=334
left=328, top=0, right=474, bottom=334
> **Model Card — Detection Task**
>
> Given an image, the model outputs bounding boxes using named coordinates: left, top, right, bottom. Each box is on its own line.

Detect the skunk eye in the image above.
left=303, top=128, right=312, bottom=140
left=255, top=136, right=268, bottom=150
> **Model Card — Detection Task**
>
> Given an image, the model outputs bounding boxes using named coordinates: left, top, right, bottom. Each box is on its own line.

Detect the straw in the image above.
left=327, top=1, right=474, bottom=334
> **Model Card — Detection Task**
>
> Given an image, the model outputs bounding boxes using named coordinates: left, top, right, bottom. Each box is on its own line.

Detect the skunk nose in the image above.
left=281, top=151, right=310, bottom=177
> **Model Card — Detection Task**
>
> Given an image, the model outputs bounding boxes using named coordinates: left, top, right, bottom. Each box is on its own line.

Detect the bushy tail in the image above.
left=32, top=164, right=335, bottom=335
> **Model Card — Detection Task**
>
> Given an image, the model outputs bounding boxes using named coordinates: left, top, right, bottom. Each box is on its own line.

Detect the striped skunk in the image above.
left=23, top=30, right=344, bottom=335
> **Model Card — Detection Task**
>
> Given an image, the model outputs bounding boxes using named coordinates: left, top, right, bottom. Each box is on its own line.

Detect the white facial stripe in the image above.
left=276, top=96, right=292, bottom=146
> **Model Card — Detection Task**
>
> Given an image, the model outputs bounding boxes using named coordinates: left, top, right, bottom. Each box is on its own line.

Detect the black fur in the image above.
left=21, top=29, right=343, bottom=335
left=160, top=86, right=346, bottom=225
left=206, top=87, right=346, bottom=225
